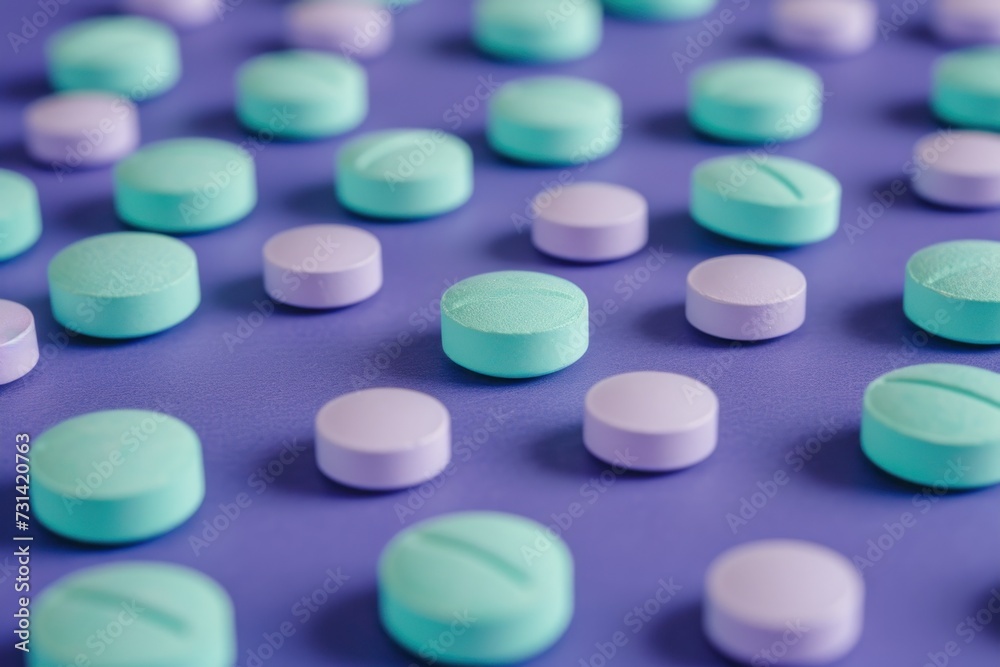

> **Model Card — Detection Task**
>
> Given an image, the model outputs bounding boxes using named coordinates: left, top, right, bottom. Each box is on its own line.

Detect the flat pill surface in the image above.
left=25, top=92, right=139, bottom=167
left=474, top=0, right=602, bottom=63
left=932, top=47, right=1000, bottom=131
left=123, top=0, right=220, bottom=28
left=286, top=0, right=394, bottom=59
left=379, top=511, right=573, bottom=664
left=602, top=0, right=717, bottom=21
left=0, top=300, right=39, bottom=385
left=0, top=169, right=42, bottom=262
left=770, top=0, right=877, bottom=56
left=934, top=0, right=1000, bottom=44
left=911, top=131, right=1000, bottom=208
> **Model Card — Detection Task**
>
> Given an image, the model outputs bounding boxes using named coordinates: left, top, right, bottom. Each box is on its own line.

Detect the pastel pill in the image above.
left=488, top=77, right=622, bottom=165
left=911, top=131, right=1000, bottom=208
left=316, top=388, right=450, bottom=490
left=336, top=129, right=473, bottom=218
left=286, top=0, right=394, bottom=58
left=770, top=0, right=878, bottom=56
left=114, top=138, right=257, bottom=233
left=691, top=155, right=841, bottom=246
left=122, top=0, right=221, bottom=28
left=48, top=232, right=200, bottom=339
left=704, top=540, right=864, bottom=665
left=934, top=0, right=1000, bottom=44
left=0, top=300, right=40, bottom=385
left=686, top=255, right=807, bottom=341
left=474, top=0, right=602, bottom=63
left=379, top=511, right=573, bottom=664
left=31, top=561, right=235, bottom=667
left=32, top=410, right=204, bottom=543
left=689, top=58, right=824, bottom=143
left=601, top=0, right=717, bottom=21
left=531, top=182, right=648, bottom=262
left=25, top=92, right=140, bottom=167
left=441, top=271, right=589, bottom=378
left=0, top=169, right=42, bottom=262
left=932, top=46, right=1000, bottom=131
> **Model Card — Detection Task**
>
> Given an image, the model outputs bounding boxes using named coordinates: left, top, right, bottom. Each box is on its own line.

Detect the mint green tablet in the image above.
left=474, top=0, right=602, bottom=63
left=932, top=47, right=1000, bottom=132
left=0, top=169, right=42, bottom=262
left=379, top=511, right=574, bottom=665
left=31, top=561, right=235, bottom=667
left=32, top=410, right=205, bottom=543
left=114, top=138, right=257, bottom=233
left=603, top=0, right=717, bottom=20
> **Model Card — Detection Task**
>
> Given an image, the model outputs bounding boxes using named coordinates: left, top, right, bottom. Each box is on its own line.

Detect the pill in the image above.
left=236, top=50, right=367, bottom=140
left=0, top=169, right=42, bottom=262
left=46, top=16, right=181, bottom=99
left=379, top=511, right=573, bottom=664
left=904, top=240, right=1000, bottom=344
left=441, top=271, right=589, bottom=378
left=336, top=129, right=473, bottom=219
left=911, top=131, right=1000, bottom=208
left=31, top=561, right=235, bottom=667
left=690, top=155, right=841, bottom=246
left=488, top=76, right=622, bottom=165
left=770, top=0, right=878, bottom=56
left=48, top=232, right=200, bottom=339
left=286, top=0, right=394, bottom=58
left=0, top=300, right=39, bottom=385
left=316, top=388, right=450, bottom=490
left=932, top=46, right=1000, bottom=132
left=686, top=255, right=807, bottom=341
left=32, top=410, right=204, bottom=543
left=704, top=539, right=864, bottom=665
left=24, top=92, right=140, bottom=167
left=474, top=0, right=602, bottom=63
left=122, top=0, right=221, bottom=28
left=114, top=138, right=257, bottom=233
left=601, top=0, right=717, bottom=21
left=689, top=58, right=824, bottom=143
left=934, top=0, right=1000, bottom=44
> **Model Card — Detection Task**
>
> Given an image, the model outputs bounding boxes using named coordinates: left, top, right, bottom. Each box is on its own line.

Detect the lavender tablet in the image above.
left=25, top=92, right=139, bottom=168
left=122, top=0, right=221, bottom=28
left=934, top=0, right=1000, bottom=44
left=0, top=300, right=39, bottom=385
left=912, top=130, right=1000, bottom=208
left=287, top=0, right=394, bottom=59
left=770, top=0, right=878, bottom=56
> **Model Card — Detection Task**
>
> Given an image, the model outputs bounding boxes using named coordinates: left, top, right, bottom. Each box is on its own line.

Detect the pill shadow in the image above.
left=652, top=601, right=723, bottom=666
left=532, top=426, right=599, bottom=478
left=286, top=182, right=339, bottom=219
left=261, top=439, right=389, bottom=500
left=433, top=34, right=481, bottom=61
left=0, top=141, right=35, bottom=170
left=846, top=295, right=996, bottom=356
left=2, top=74, right=49, bottom=103
left=885, top=100, right=938, bottom=131
left=187, top=108, right=246, bottom=142
left=642, top=110, right=697, bottom=144
left=649, top=211, right=803, bottom=259
left=305, top=588, right=412, bottom=663
left=65, top=197, right=123, bottom=235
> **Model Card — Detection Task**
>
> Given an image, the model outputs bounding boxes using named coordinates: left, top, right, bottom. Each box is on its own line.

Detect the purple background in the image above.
left=3, top=1, right=1000, bottom=665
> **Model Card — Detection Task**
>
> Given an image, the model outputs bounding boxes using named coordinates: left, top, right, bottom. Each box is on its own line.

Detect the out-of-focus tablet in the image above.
left=689, top=58, right=824, bottom=143
left=488, top=77, right=622, bottom=165
left=531, top=182, right=648, bottom=262
left=316, top=388, right=450, bottom=490
left=474, top=0, right=602, bottom=63
left=114, top=138, right=257, bottom=233
left=48, top=232, right=200, bottom=339
left=31, top=562, right=235, bottom=667
left=686, top=255, right=807, bottom=341
left=0, top=300, right=39, bottom=385
left=602, top=0, right=717, bottom=21
left=704, top=540, right=864, bottom=665
left=770, top=0, right=878, bottom=56
left=932, top=47, right=1000, bottom=131
left=441, top=271, right=589, bottom=378
left=46, top=17, right=181, bottom=99
left=0, top=169, right=42, bottom=262
left=691, top=155, right=841, bottom=246
left=122, top=0, right=220, bottom=28
left=24, top=92, right=139, bottom=168
left=584, top=371, right=718, bottom=471
left=379, top=511, right=573, bottom=664
left=32, top=410, right=204, bottom=543
left=934, top=0, right=1000, bottom=44
left=286, top=0, right=394, bottom=58
left=912, top=131, right=1000, bottom=209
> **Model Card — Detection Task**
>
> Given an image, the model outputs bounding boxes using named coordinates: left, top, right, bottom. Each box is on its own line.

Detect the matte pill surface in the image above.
left=30, top=561, right=235, bottom=667
left=686, top=255, right=807, bottom=341
left=584, top=371, right=718, bottom=471
left=911, top=131, right=1000, bottom=208
left=0, top=300, right=39, bottom=385
left=441, top=271, right=589, bottom=378
left=25, top=92, right=139, bottom=167
left=704, top=540, right=864, bottom=665
left=932, top=47, right=1000, bottom=131
left=379, top=511, right=573, bottom=664
left=602, top=0, right=717, bottom=21
left=31, top=410, right=205, bottom=543
left=48, top=232, right=200, bottom=339
left=770, top=0, right=878, bottom=56
left=286, top=0, right=394, bottom=58
left=691, top=155, right=841, bottom=246
left=934, top=0, right=1000, bottom=44
left=474, top=0, right=602, bottom=63
left=0, top=169, right=42, bottom=262
left=122, top=0, right=221, bottom=28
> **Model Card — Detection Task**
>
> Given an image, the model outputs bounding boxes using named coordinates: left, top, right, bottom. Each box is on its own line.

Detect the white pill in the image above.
left=912, top=130, right=1000, bottom=209
left=315, top=388, right=451, bottom=491
left=122, top=0, right=220, bottom=28
left=286, top=0, right=394, bottom=59
left=771, top=0, right=878, bottom=56
left=934, top=0, right=1000, bottom=44
left=0, top=300, right=40, bottom=385
left=24, top=92, right=139, bottom=167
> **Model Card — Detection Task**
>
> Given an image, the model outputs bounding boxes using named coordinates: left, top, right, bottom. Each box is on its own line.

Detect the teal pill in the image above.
left=32, top=410, right=205, bottom=543
left=904, top=240, right=1000, bottom=344
left=603, top=0, right=717, bottom=20
left=114, top=138, right=257, bottom=233
left=474, top=0, right=602, bottom=63
left=46, top=16, right=181, bottom=99
left=236, top=50, right=367, bottom=139
left=689, top=58, right=824, bottom=143
left=441, top=271, right=588, bottom=378
left=932, top=47, right=1000, bottom=132
left=862, top=364, right=1000, bottom=489
left=488, top=76, right=622, bottom=165
left=0, top=169, right=42, bottom=262
left=336, top=129, right=473, bottom=218
left=691, top=155, right=841, bottom=246
left=379, top=511, right=574, bottom=665
left=30, top=561, right=235, bottom=667
left=48, top=232, right=200, bottom=339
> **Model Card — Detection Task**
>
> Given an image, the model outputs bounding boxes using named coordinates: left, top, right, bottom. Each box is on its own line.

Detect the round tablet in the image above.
left=114, top=138, right=257, bottom=233
left=934, top=0, right=1000, bottom=44
left=686, top=255, right=807, bottom=341
left=770, top=0, right=878, bottom=56
left=122, top=0, right=220, bottom=28
left=46, top=16, right=181, bottom=99
left=315, top=388, right=450, bottom=490
left=602, top=0, right=717, bottom=21
left=441, top=271, right=589, bottom=378
left=24, top=92, right=140, bottom=167
left=474, top=0, right=602, bottom=63
left=31, top=562, right=235, bottom=667
left=286, top=0, right=394, bottom=58
left=704, top=540, right=864, bottom=665
left=691, top=155, right=841, bottom=246
left=689, top=58, right=824, bottom=143
left=0, top=169, right=42, bottom=262
left=379, top=511, right=573, bottom=664
left=531, top=182, right=648, bottom=262
left=932, top=47, right=1000, bottom=131
left=48, top=232, right=200, bottom=339
left=32, top=410, right=204, bottom=543
left=904, top=240, right=1000, bottom=344
left=912, top=131, right=1000, bottom=208
left=336, top=129, right=473, bottom=219
left=0, top=300, right=39, bottom=385
left=488, top=77, right=622, bottom=165
left=584, top=371, right=718, bottom=471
